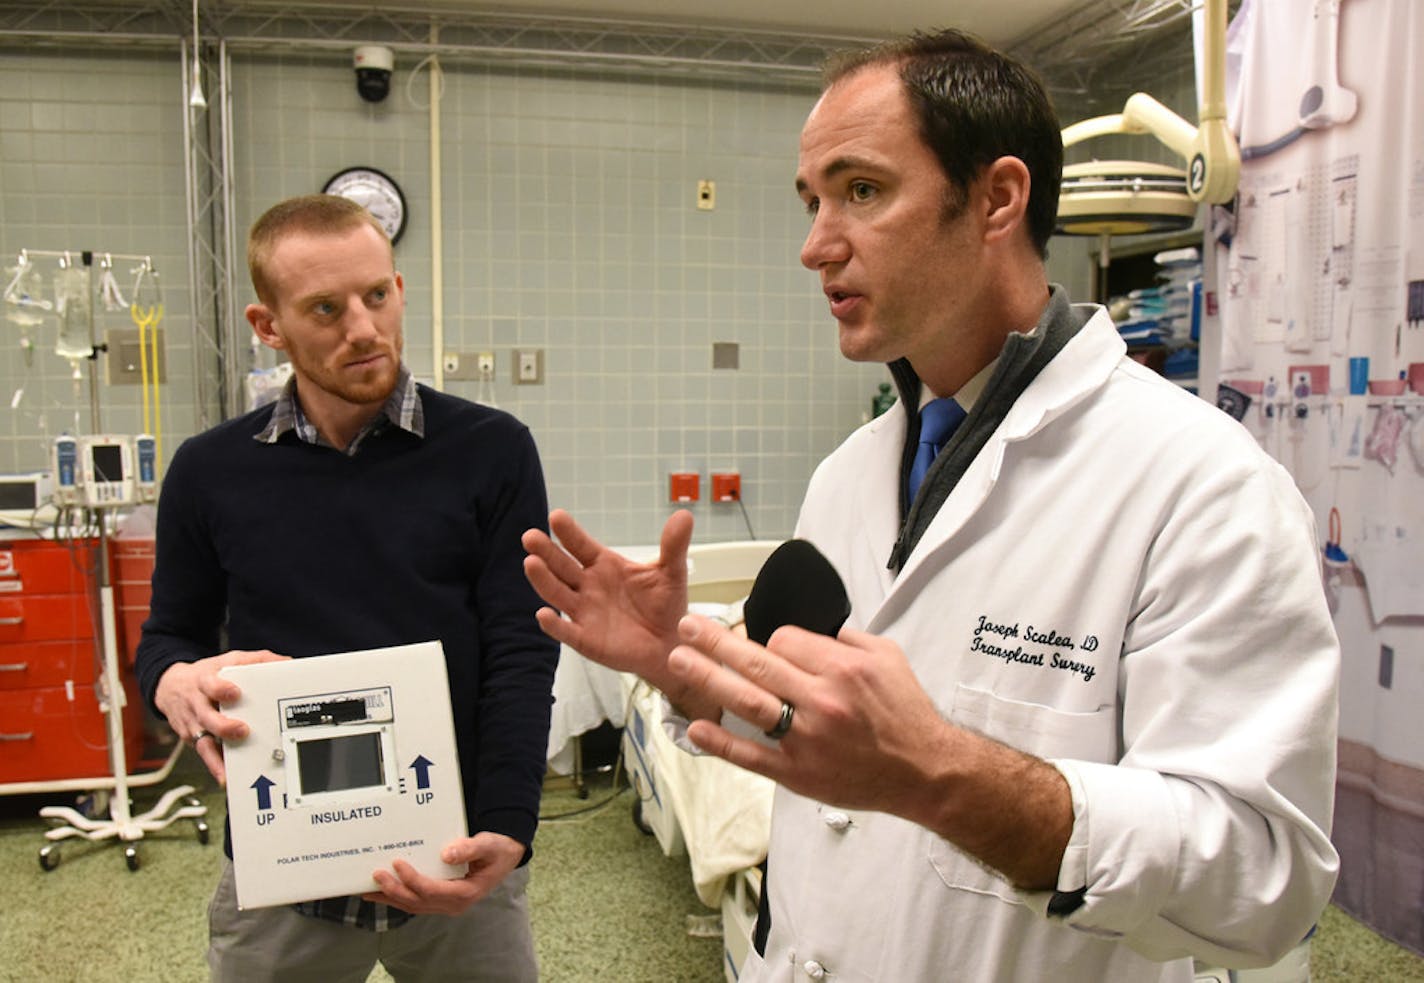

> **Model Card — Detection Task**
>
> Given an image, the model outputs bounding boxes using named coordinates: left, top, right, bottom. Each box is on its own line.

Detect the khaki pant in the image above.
left=206, top=860, right=537, bottom=983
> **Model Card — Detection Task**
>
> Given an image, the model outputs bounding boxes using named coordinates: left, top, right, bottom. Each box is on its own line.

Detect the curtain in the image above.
left=1212, top=0, right=1424, bottom=955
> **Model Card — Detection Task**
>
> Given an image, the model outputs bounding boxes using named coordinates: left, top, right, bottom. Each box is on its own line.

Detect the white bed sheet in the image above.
left=547, top=650, right=630, bottom=774
left=629, top=677, right=775, bottom=908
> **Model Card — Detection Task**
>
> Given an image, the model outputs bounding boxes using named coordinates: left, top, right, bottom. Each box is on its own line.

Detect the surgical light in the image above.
left=1056, top=0, right=1240, bottom=239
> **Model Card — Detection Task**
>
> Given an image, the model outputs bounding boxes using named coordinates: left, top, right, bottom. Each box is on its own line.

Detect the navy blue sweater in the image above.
left=134, top=385, right=558, bottom=854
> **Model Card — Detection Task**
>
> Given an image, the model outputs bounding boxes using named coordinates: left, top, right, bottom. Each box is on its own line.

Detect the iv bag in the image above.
left=3, top=263, right=50, bottom=328
left=53, top=265, right=92, bottom=359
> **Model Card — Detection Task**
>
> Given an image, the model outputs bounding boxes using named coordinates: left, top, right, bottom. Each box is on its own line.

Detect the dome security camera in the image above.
left=354, top=45, right=394, bottom=103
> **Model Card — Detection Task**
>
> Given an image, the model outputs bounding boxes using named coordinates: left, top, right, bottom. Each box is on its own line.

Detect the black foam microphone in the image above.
left=741, top=538, right=851, bottom=960
left=743, top=539, right=851, bottom=647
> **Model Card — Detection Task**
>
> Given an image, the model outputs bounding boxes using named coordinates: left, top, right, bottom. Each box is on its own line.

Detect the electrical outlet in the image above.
left=443, top=351, right=493, bottom=382
left=669, top=471, right=699, bottom=502
left=515, top=349, right=543, bottom=385
left=1290, top=369, right=1312, bottom=418
left=697, top=179, right=716, bottom=210
left=711, top=472, right=741, bottom=502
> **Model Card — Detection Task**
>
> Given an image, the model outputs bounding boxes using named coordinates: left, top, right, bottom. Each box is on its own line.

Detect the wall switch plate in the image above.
left=515, top=348, right=543, bottom=385
left=697, top=180, right=716, bottom=210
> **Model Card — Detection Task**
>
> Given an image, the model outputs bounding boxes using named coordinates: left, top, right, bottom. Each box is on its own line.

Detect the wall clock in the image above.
left=322, top=166, right=407, bottom=245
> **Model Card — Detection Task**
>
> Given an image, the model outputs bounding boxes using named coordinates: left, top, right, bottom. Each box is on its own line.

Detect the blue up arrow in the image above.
left=252, top=775, right=275, bottom=811
left=409, top=755, right=434, bottom=790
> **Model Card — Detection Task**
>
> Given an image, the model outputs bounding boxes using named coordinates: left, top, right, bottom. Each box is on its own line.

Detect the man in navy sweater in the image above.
left=134, top=194, right=557, bottom=981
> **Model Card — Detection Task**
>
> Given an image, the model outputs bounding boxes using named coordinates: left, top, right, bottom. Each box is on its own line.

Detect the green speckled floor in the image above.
left=0, top=748, right=720, bottom=983
left=1, top=747, right=1421, bottom=982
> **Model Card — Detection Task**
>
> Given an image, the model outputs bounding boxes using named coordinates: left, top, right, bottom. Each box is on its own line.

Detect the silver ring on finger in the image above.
left=192, top=728, right=213, bottom=746
left=764, top=701, right=794, bottom=740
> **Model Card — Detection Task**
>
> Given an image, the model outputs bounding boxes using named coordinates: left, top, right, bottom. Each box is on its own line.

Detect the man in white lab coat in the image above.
left=523, top=28, right=1339, bottom=983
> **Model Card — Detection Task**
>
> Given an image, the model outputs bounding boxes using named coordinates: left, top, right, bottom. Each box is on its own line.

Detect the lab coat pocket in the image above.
left=947, top=682, right=1116, bottom=763
left=928, top=685, right=1116, bottom=902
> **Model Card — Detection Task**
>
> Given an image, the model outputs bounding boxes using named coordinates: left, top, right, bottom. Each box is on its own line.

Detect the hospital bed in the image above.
left=621, top=667, right=773, bottom=982
left=544, top=540, right=779, bottom=981
left=624, top=540, right=779, bottom=982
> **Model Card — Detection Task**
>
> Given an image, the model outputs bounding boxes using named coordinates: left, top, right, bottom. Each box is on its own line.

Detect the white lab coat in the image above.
left=740, top=307, right=1340, bottom=983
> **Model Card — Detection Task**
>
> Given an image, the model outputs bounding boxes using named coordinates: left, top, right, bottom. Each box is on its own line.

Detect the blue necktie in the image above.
left=907, top=397, right=966, bottom=503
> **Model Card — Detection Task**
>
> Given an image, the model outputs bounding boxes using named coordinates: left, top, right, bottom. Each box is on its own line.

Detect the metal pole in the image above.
left=83, top=253, right=102, bottom=435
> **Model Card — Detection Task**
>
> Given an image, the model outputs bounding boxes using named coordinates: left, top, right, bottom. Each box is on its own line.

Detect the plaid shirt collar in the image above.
left=254, top=365, right=424, bottom=456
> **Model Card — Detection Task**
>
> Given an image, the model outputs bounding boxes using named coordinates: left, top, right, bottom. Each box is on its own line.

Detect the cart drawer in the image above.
left=118, top=606, right=150, bottom=667
left=0, top=593, right=97, bottom=644
left=0, top=638, right=99, bottom=690
left=111, top=538, right=155, bottom=586
left=115, top=581, right=151, bottom=610
left=0, top=682, right=143, bottom=784
left=0, top=539, right=97, bottom=596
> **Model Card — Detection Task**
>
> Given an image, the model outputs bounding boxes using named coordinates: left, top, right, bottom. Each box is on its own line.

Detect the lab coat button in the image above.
left=822, top=810, right=851, bottom=831
left=802, top=960, right=826, bottom=979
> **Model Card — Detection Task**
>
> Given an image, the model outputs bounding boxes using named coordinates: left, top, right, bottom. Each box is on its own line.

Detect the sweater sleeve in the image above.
left=468, top=424, right=559, bottom=851
left=133, top=437, right=228, bottom=716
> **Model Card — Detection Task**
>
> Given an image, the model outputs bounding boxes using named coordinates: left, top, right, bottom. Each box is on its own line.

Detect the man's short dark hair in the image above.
left=248, top=194, right=391, bottom=306
left=825, top=29, right=1063, bottom=258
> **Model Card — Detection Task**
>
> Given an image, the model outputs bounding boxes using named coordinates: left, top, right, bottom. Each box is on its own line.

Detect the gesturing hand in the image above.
left=667, top=614, right=951, bottom=816
left=522, top=509, right=694, bottom=692
left=667, top=613, right=1074, bottom=888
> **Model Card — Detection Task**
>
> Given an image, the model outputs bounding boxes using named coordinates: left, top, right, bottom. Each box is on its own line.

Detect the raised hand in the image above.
left=522, top=509, right=706, bottom=705
left=667, top=613, right=1073, bottom=888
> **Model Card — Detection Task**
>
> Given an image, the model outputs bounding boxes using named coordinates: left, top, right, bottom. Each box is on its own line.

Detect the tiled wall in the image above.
left=1, top=39, right=1163, bottom=545
left=0, top=51, right=198, bottom=476
left=3, top=46, right=898, bottom=545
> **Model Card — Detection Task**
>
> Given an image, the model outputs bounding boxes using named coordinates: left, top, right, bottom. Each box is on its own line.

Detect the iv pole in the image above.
left=5, top=247, right=208, bottom=872
left=35, top=497, right=209, bottom=872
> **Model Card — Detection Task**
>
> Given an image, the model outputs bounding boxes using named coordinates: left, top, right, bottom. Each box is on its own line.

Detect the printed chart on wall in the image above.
left=1226, top=159, right=1372, bottom=357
